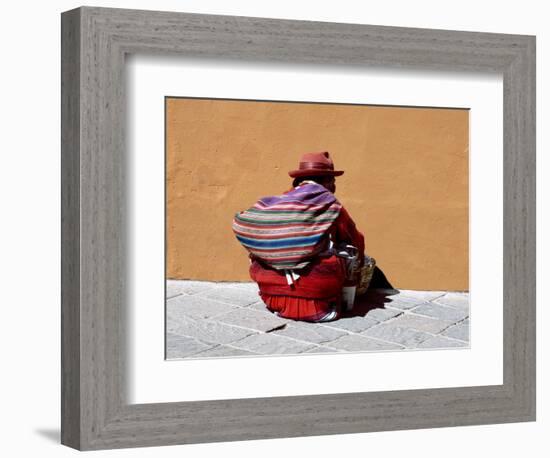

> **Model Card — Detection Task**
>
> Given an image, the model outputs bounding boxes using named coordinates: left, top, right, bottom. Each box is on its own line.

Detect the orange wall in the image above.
left=166, top=98, right=469, bottom=291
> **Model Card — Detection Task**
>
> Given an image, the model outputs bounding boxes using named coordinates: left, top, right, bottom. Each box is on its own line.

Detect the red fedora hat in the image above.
left=288, top=151, right=344, bottom=178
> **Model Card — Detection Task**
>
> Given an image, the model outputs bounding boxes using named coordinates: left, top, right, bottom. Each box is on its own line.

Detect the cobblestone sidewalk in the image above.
left=166, top=280, right=469, bottom=359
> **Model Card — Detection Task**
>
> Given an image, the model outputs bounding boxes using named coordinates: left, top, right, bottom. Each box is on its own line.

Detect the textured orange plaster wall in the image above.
left=166, top=98, right=469, bottom=291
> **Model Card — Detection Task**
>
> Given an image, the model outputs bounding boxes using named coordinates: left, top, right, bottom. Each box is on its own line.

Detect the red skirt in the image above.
left=249, top=255, right=346, bottom=322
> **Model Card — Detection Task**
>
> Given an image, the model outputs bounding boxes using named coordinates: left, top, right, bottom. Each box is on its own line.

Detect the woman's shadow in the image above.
left=342, top=265, right=399, bottom=318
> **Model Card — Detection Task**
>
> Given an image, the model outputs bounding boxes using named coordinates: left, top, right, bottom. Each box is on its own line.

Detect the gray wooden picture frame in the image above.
left=61, top=6, right=536, bottom=451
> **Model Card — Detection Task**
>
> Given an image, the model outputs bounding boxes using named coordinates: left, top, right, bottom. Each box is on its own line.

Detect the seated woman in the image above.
left=232, top=151, right=374, bottom=322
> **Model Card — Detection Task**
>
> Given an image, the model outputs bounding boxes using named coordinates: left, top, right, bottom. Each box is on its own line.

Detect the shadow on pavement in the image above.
left=342, top=265, right=398, bottom=318
left=343, top=289, right=396, bottom=318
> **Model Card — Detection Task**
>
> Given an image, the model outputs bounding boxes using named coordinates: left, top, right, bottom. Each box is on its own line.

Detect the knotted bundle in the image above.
left=232, top=182, right=342, bottom=270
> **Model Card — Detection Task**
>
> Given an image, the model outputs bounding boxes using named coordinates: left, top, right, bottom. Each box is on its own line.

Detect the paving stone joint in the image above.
left=166, top=280, right=470, bottom=359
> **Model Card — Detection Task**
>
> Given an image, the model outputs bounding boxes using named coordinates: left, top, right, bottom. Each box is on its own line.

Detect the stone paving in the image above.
left=166, top=280, right=470, bottom=360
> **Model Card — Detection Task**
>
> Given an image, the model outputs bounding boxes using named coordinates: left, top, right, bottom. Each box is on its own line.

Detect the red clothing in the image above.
left=249, top=206, right=365, bottom=321
left=329, top=206, right=366, bottom=268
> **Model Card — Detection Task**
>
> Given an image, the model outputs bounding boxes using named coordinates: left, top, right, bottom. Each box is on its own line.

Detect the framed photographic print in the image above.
left=163, top=97, right=471, bottom=360
left=61, top=6, right=535, bottom=450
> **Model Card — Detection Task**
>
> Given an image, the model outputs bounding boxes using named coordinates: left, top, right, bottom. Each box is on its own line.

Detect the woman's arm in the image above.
left=333, top=207, right=366, bottom=267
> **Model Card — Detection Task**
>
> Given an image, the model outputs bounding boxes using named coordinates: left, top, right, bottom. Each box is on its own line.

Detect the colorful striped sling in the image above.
left=232, top=182, right=342, bottom=270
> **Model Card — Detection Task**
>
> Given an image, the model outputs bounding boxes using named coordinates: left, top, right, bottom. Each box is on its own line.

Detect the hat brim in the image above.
left=288, top=169, right=344, bottom=178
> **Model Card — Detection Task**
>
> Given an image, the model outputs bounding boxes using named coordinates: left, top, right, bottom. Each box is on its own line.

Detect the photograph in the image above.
left=55, top=4, right=536, bottom=451
left=165, top=97, right=470, bottom=359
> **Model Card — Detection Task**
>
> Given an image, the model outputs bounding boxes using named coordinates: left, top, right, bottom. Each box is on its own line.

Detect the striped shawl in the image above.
left=232, top=182, right=342, bottom=270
